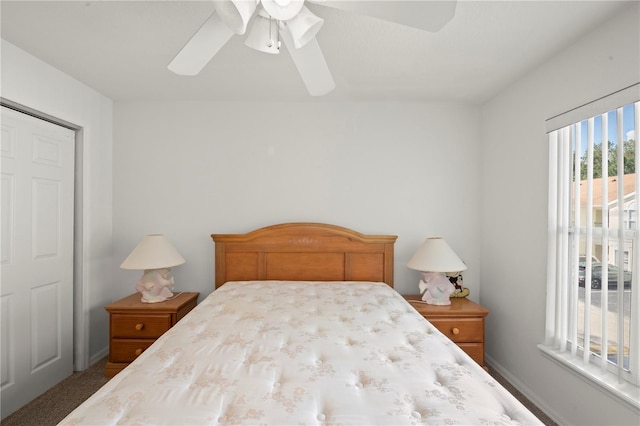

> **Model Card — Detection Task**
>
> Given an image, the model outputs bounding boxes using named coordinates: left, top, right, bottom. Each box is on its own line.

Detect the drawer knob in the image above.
left=134, top=348, right=143, bottom=356
left=135, top=323, right=144, bottom=331
left=451, top=327, right=460, bottom=335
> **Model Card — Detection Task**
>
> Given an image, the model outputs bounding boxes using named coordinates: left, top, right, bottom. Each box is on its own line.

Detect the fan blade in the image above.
left=281, top=26, right=335, bottom=96
left=168, top=11, right=234, bottom=76
left=311, top=0, right=456, bottom=32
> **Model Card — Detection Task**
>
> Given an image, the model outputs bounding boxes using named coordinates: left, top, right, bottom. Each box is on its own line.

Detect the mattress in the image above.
left=60, top=281, right=542, bottom=425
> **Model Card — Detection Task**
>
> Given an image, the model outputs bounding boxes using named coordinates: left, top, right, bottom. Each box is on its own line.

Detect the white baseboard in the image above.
left=485, top=354, right=567, bottom=426
left=89, top=347, right=108, bottom=367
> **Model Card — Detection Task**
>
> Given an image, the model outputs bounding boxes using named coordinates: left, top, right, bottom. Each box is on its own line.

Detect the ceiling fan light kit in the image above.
left=215, top=0, right=258, bottom=35
left=261, top=0, right=305, bottom=21
left=244, top=10, right=282, bottom=54
left=286, top=6, right=324, bottom=49
left=168, top=0, right=457, bottom=96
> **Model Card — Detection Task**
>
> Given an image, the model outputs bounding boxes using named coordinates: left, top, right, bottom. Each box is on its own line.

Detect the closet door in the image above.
left=0, top=106, right=74, bottom=418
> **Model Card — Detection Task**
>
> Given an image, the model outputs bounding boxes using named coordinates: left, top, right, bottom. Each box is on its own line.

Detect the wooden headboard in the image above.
left=211, top=223, right=397, bottom=289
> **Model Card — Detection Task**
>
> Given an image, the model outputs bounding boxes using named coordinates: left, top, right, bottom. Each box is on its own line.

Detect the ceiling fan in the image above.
left=168, top=0, right=457, bottom=96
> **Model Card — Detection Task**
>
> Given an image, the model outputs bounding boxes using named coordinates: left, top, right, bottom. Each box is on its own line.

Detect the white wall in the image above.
left=1, top=40, right=114, bottom=365
left=480, top=3, right=640, bottom=425
left=1, top=38, right=483, bottom=371
left=113, top=101, right=481, bottom=301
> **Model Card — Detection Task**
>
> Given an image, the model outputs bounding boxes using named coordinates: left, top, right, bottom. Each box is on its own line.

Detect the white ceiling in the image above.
left=0, top=1, right=631, bottom=103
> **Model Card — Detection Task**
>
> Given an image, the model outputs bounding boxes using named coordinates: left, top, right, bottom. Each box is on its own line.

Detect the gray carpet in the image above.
left=1, top=357, right=109, bottom=426
left=1, top=358, right=556, bottom=425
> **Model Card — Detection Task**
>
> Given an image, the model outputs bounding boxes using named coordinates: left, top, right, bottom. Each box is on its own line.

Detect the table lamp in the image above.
left=407, top=237, right=467, bottom=305
left=120, top=234, right=186, bottom=303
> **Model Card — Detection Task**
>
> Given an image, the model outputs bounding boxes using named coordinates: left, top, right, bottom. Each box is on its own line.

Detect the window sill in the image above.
left=538, top=344, right=640, bottom=412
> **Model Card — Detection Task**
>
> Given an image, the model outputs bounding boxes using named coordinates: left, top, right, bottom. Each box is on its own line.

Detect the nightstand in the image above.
left=404, top=295, right=489, bottom=368
left=104, top=291, right=199, bottom=378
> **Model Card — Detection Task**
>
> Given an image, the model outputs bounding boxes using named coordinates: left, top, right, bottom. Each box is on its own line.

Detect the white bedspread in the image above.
left=60, top=281, right=542, bottom=425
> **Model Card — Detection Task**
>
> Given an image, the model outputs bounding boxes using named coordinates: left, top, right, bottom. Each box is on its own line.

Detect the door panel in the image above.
left=31, top=282, right=61, bottom=370
left=32, top=178, right=61, bottom=258
left=0, top=106, right=75, bottom=418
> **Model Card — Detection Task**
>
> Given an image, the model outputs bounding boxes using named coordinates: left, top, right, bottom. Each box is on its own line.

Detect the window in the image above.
left=542, top=84, right=639, bottom=408
left=624, top=201, right=637, bottom=230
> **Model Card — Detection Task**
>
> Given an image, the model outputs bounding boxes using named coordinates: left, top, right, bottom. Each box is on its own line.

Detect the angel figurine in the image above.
left=136, top=268, right=174, bottom=303
left=418, top=271, right=455, bottom=305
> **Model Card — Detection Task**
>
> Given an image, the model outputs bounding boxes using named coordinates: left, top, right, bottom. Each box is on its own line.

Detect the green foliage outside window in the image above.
left=580, top=140, right=636, bottom=180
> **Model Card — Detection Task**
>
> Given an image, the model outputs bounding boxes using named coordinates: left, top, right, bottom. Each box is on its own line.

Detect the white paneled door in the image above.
left=0, top=107, right=75, bottom=418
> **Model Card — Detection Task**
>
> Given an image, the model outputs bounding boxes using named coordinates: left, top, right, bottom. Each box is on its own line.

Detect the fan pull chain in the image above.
left=267, top=16, right=281, bottom=51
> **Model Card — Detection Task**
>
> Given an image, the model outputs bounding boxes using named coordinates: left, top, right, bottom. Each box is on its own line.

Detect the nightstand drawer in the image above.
left=457, top=343, right=484, bottom=365
left=110, top=339, right=155, bottom=362
left=105, top=292, right=199, bottom=378
left=429, top=318, right=483, bottom=342
left=111, top=314, right=172, bottom=338
left=404, top=296, right=489, bottom=369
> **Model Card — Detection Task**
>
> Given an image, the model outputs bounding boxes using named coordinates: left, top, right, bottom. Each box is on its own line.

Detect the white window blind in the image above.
left=543, top=84, right=639, bottom=408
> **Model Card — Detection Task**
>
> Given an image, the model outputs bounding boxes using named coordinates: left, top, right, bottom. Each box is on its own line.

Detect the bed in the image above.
left=60, top=223, right=542, bottom=425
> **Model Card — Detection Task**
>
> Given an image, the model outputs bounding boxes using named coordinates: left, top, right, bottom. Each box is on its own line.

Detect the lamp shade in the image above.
left=120, top=235, right=186, bottom=270
left=407, top=237, right=466, bottom=273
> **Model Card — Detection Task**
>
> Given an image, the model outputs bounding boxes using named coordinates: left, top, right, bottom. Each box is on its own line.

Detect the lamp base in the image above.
left=418, top=271, right=455, bottom=305
left=136, top=268, right=175, bottom=303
